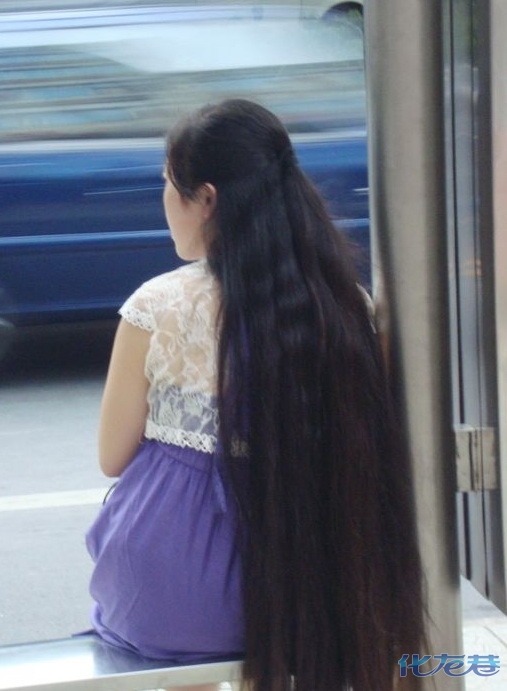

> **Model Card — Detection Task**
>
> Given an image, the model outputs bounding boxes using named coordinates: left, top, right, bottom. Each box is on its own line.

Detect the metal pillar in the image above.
left=364, top=0, right=463, bottom=687
left=490, top=0, right=507, bottom=604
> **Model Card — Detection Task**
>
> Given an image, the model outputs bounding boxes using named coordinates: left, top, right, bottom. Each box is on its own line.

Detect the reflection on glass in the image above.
left=0, top=10, right=365, bottom=143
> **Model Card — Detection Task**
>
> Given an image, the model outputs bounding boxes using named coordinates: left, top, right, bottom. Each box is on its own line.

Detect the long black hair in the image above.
left=167, top=99, right=425, bottom=691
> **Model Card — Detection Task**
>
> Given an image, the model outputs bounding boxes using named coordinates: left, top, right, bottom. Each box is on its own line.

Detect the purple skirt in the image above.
left=86, top=439, right=246, bottom=662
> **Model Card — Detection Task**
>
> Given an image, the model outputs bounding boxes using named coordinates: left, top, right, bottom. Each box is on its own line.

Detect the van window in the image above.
left=0, top=13, right=365, bottom=143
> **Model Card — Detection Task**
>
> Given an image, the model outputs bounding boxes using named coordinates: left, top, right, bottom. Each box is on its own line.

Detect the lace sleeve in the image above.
left=119, top=282, right=157, bottom=332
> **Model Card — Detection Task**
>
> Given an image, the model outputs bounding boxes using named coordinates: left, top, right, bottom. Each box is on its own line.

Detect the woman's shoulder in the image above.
left=138, top=259, right=214, bottom=293
left=132, top=259, right=214, bottom=303
left=120, top=260, right=217, bottom=332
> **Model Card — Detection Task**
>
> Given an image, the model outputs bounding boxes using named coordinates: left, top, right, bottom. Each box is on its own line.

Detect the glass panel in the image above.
left=0, top=13, right=365, bottom=143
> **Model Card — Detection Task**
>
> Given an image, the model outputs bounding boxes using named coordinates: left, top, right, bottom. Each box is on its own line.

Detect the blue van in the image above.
left=0, top=4, right=368, bottom=326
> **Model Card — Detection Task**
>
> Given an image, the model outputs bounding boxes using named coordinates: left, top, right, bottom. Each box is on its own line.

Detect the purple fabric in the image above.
left=86, top=439, right=246, bottom=662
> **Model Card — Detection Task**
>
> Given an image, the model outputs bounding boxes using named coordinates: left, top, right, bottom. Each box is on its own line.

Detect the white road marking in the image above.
left=0, top=488, right=109, bottom=512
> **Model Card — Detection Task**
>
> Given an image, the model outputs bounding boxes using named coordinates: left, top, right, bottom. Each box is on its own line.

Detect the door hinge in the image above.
left=455, top=425, right=498, bottom=491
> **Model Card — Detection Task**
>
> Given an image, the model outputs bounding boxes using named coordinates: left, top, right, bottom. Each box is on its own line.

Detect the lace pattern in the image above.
left=119, top=304, right=155, bottom=332
left=145, top=421, right=217, bottom=454
left=119, top=261, right=222, bottom=453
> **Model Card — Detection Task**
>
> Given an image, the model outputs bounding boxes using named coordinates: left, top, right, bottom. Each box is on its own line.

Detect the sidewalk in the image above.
left=462, top=578, right=507, bottom=689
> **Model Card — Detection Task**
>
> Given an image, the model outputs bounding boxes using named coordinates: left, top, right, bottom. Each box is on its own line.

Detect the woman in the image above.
left=87, top=99, right=425, bottom=691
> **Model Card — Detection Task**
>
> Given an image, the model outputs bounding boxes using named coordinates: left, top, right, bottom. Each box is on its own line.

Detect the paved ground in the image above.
left=461, top=579, right=507, bottom=689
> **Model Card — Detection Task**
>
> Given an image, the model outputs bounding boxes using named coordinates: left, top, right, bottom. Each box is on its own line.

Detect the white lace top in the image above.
left=120, top=260, right=375, bottom=455
left=119, top=259, right=221, bottom=454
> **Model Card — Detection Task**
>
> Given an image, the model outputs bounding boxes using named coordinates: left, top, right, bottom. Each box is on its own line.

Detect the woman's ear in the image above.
left=198, top=183, right=217, bottom=221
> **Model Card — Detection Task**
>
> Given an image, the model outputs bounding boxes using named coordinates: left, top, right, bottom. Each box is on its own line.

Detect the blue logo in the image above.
left=398, top=654, right=501, bottom=677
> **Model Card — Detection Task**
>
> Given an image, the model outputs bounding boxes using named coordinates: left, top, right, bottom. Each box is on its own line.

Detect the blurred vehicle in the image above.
left=0, top=2, right=368, bottom=326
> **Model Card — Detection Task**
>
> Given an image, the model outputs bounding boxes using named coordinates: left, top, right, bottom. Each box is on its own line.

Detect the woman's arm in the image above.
left=98, top=319, right=151, bottom=477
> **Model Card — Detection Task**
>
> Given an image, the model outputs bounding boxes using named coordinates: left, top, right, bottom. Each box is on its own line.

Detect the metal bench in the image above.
left=0, top=634, right=242, bottom=691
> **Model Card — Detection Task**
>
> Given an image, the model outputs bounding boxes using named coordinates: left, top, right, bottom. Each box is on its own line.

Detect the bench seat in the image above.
left=0, top=634, right=242, bottom=691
